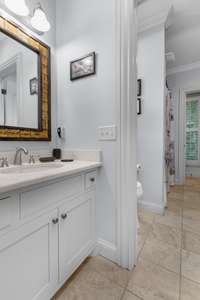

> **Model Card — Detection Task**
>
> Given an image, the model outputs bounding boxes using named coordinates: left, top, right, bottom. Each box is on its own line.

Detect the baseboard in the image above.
left=93, top=239, right=117, bottom=263
left=139, top=200, right=165, bottom=214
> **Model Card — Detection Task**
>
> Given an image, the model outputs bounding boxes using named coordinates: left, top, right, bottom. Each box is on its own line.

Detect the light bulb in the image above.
left=5, top=0, right=29, bottom=16
left=31, top=5, right=50, bottom=32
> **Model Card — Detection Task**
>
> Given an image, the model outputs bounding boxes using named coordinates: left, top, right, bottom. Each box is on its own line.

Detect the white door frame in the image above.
left=115, top=0, right=137, bottom=270
left=179, top=86, right=200, bottom=184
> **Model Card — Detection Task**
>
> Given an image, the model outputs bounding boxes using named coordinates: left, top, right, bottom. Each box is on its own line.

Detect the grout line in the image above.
left=124, top=289, right=144, bottom=299
left=181, top=274, right=200, bottom=286
left=137, top=217, right=156, bottom=259
left=138, top=256, right=181, bottom=276
left=120, top=287, right=127, bottom=300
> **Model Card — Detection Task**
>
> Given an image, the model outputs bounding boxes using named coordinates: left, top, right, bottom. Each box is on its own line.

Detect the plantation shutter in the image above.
left=186, top=99, right=199, bottom=161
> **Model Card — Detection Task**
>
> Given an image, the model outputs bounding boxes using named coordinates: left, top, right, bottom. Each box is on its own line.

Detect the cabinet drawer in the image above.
left=85, top=171, right=97, bottom=190
left=21, top=175, right=83, bottom=219
left=0, top=195, right=19, bottom=233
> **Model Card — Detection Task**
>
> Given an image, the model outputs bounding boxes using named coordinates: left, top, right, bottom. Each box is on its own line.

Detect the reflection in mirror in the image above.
left=0, top=31, right=39, bottom=129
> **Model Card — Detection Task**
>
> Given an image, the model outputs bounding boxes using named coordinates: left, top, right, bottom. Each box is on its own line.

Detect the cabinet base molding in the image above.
left=94, top=239, right=117, bottom=263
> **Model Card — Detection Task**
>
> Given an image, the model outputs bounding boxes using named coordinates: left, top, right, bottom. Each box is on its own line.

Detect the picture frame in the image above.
left=137, top=98, right=142, bottom=115
left=137, top=79, right=142, bottom=97
left=30, top=77, right=38, bottom=95
left=70, top=52, right=96, bottom=81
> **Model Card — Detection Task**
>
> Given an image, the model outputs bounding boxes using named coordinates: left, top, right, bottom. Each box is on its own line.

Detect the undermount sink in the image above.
left=0, top=162, right=65, bottom=174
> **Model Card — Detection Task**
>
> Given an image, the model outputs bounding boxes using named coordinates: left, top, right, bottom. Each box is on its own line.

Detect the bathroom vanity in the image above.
left=0, top=160, right=101, bottom=300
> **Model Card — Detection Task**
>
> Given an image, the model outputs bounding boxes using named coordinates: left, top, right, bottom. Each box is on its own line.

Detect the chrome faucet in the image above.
left=14, top=147, right=29, bottom=165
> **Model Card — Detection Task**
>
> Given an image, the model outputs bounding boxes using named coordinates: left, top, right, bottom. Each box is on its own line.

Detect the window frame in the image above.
left=186, top=95, right=200, bottom=165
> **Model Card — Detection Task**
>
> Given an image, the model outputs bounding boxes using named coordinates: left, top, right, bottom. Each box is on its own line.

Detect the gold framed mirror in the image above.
left=0, top=15, right=51, bottom=141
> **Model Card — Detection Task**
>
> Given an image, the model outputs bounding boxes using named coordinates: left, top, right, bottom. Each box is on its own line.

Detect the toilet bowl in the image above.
left=137, top=181, right=143, bottom=229
left=137, top=181, right=143, bottom=200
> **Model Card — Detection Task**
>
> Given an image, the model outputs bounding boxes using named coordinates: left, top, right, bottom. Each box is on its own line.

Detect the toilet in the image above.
left=137, top=181, right=143, bottom=200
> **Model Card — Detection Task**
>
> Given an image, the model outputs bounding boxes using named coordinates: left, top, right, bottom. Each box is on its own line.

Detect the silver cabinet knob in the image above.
left=61, top=213, right=67, bottom=220
left=52, top=218, right=59, bottom=224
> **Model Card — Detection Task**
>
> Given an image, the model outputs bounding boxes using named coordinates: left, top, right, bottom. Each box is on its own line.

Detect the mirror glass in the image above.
left=0, top=31, right=40, bottom=129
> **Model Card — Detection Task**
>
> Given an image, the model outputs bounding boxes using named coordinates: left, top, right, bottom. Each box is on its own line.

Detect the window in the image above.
left=186, top=97, right=199, bottom=161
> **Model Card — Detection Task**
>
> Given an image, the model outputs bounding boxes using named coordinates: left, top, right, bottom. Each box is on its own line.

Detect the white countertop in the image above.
left=0, top=160, right=102, bottom=195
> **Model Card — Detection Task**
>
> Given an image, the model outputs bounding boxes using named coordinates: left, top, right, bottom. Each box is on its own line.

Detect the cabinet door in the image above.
left=0, top=209, right=58, bottom=300
left=59, top=193, right=95, bottom=283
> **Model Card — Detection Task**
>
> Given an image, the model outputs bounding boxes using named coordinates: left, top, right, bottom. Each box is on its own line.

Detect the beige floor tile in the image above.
left=166, top=200, right=182, bottom=216
left=183, top=209, right=200, bottom=234
left=54, top=267, right=124, bottom=300
left=170, top=185, right=184, bottom=193
left=155, top=210, right=182, bottom=229
left=184, top=178, right=200, bottom=192
left=181, top=277, right=200, bottom=300
left=138, top=208, right=156, bottom=224
left=140, top=237, right=181, bottom=273
left=138, top=219, right=152, bottom=236
left=122, top=291, right=142, bottom=300
left=127, top=259, right=180, bottom=300
left=149, top=222, right=181, bottom=248
left=168, top=191, right=183, bottom=201
left=137, top=231, right=147, bottom=256
left=182, top=230, right=200, bottom=255
left=182, top=250, right=200, bottom=283
left=82, top=256, right=130, bottom=288
left=184, top=191, right=200, bottom=210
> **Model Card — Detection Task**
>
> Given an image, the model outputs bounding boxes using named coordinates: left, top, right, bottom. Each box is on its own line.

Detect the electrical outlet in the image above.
left=98, top=125, right=117, bottom=141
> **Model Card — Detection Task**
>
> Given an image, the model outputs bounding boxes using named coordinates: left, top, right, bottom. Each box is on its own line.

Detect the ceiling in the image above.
left=166, top=0, right=200, bottom=70
left=138, top=0, right=200, bottom=71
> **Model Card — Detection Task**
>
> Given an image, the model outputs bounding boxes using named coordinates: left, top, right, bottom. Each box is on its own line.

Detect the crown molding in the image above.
left=167, top=60, right=200, bottom=76
left=138, top=5, right=173, bottom=34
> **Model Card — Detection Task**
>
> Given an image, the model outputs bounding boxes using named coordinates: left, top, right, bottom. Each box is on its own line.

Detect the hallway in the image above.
left=53, top=178, right=200, bottom=300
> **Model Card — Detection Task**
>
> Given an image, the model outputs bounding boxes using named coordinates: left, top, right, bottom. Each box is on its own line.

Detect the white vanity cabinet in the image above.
left=0, top=170, right=97, bottom=300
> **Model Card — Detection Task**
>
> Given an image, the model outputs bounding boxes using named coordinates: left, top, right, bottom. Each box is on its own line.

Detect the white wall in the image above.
left=0, top=0, right=56, bottom=153
left=167, top=68, right=200, bottom=181
left=56, top=0, right=117, bottom=248
left=137, top=26, right=166, bottom=213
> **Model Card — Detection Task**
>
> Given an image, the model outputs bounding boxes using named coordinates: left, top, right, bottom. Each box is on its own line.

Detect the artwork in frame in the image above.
left=30, top=77, right=38, bottom=95
left=137, top=98, right=142, bottom=115
left=70, top=52, right=96, bottom=81
left=137, top=79, right=142, bottom=97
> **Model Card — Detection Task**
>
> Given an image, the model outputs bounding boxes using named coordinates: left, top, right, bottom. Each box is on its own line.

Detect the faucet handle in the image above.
left=0, top=157, right=3, bottom=168
left=29, top=155, right=35, bottom=164
left=0, top=157, right=9, bottom=168
left=4, top=157, right=9, bottom=167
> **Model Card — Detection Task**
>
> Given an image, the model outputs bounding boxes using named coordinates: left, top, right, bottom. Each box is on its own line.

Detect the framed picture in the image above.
left=137, top=79, right=142, bottom=97
left=137, top=98, right=142, bottom=115
left=70, top=52, right=96, bottom=81
left=30, top=77, right=38, bottom=95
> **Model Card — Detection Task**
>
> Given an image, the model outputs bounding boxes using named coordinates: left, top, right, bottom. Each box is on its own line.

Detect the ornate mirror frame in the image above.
left=0, top=16, right=51, bottom=141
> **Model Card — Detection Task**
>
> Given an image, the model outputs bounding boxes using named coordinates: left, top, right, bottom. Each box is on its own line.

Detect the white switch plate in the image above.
left=98, top=125, right=117, bottom=141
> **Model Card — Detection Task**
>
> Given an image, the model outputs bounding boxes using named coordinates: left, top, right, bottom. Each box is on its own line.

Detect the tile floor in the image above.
left=52, top=177, right=200, bottom=300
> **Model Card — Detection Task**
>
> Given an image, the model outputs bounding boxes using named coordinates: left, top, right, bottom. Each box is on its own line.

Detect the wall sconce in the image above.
left=4, top=0, right=29, bottom=16
left=31, top=3, right=50, bottom=33
left=4, top=1, right=50, bottom=33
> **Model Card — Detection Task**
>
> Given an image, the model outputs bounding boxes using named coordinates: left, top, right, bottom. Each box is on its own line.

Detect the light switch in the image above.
left=98, top=125, right=117, bottom=141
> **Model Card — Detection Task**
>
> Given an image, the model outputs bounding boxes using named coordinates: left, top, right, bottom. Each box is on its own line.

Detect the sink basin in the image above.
left=0, top=162, right=65, bottom=174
